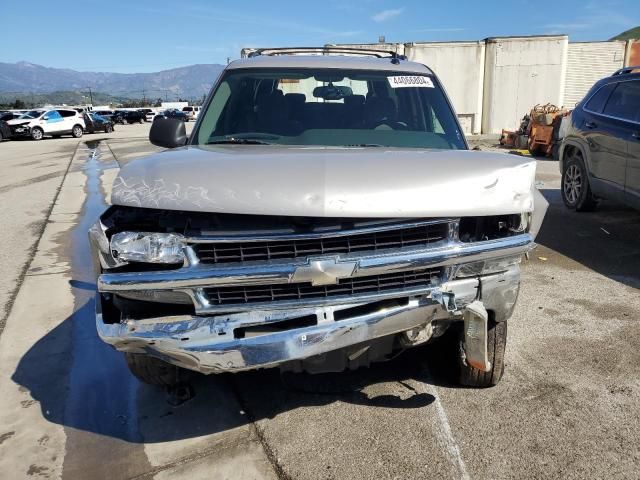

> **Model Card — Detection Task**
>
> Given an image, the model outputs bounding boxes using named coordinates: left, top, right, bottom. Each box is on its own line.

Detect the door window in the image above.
left=602, top=81, right=640, bottom=123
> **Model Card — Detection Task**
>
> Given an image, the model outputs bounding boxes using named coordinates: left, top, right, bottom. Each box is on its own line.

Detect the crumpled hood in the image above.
left=112, top=145, right=538, bottom=217
left=6, top=119, right=31, bottom=126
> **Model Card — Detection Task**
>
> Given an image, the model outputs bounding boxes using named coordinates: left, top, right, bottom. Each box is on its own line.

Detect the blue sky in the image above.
left=3, top=0, right=638, bottom=73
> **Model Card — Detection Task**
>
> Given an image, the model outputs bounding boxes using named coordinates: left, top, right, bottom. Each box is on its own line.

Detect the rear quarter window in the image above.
left=602, top=80, right=640, bottom=122
left=583, top=83, right=616, bottom=113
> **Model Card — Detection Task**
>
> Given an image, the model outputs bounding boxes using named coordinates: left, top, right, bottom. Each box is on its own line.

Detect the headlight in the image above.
left=110, top=231, right=185, bottom=264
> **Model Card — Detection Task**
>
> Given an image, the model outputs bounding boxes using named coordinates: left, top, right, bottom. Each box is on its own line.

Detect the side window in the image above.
left=57, top=110, right=75, bottom=118
left=602, top=81, right=640, bottom=122
left=583, top=83, right=615, bottom=113
left=46, top=110, right=62, bottom=121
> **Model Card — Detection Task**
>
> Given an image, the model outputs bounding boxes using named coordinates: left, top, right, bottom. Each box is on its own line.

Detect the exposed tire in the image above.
left=0, top=131, right=3, bottom=141
left=105, top=124, right=113, bottom=133
left=31, top=127, right=44, bottom=141
left=71, top=125, right=83, bottom=138
left=457, top=320, right=507, bottom=388
left=561, top=149, right=597, bottom=211
left=125, top=352, right=192, bottom=387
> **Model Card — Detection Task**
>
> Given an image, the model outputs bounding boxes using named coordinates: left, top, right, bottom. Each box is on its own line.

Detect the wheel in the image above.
left=561, top=150, right=597, bottom=211
left=105, top=124, right=113, bottom=133
left=139, top=118, right=144, bottom=124
left=0, top=131, right=3, bottom=141
left=71, top=125, right=83, bottom=138
left=31, top=127, right=44, bottom=141
left=125, top=353, right=192, bottom=386
left=457, top=320, right=507, bottom=388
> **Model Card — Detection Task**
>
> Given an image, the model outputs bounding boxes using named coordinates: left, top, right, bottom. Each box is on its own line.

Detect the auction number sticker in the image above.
left=387, top=76, right=434, bottom=88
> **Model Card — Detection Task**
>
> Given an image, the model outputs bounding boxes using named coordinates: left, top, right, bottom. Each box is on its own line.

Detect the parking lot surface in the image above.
left=0, top=125, right=639, bottom=479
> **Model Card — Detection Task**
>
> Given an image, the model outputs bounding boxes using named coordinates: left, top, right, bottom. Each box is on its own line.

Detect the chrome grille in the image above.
left=203, top=268, right=442, bottom=306
left=194, top=223, right=449, bottom=264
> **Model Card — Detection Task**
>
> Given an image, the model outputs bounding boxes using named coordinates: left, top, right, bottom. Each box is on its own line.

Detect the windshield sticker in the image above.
left=387, top=76, right=434, bottom=88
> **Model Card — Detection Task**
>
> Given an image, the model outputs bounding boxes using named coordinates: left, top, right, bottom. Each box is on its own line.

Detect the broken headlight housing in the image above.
left=455, top=254, right=523, bottom=278
left=110, top=231, right=185, bottom=264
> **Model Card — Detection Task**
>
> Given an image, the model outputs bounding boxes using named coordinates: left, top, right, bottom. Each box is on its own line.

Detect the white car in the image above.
left=7, top=108, right=86, bottom=140
left=181, top=105, right=200, bottom=121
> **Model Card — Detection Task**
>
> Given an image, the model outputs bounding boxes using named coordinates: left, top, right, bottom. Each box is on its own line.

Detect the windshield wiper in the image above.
left=208, top=138, right=272, bottom=145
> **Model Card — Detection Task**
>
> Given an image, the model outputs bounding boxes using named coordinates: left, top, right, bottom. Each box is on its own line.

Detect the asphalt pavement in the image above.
left=0, top=124, right=638, bottom=479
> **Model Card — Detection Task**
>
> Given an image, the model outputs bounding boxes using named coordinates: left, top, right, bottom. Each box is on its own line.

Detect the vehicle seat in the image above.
left=343, top=95, right=365, bottom=128
left=364, top=96, right=397, bottom=127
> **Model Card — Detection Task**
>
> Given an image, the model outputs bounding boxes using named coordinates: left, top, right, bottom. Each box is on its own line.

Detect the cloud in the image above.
left=371, top=8, right=404, bottom=23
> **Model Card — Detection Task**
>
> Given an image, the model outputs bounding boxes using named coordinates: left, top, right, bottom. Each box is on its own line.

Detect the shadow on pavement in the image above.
left=12, top=299, right=439, bottom=444
left=536, top=189, right=640, bottom=289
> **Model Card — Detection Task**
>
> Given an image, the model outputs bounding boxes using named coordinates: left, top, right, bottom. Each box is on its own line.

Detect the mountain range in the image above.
left=0, top=61, right=225, bottom=100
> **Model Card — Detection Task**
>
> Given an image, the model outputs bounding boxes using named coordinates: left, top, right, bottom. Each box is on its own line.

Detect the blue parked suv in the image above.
left=560, top=66, right=640, bottom=211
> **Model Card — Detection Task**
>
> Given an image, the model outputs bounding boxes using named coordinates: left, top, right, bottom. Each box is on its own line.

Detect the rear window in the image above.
left=602, top=80, right=640, bottom=122
left=182, top=107, right=193, bottom=112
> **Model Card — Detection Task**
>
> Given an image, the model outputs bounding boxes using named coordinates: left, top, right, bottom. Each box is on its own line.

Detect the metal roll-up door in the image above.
left=564, top=42, right=625, bottom=108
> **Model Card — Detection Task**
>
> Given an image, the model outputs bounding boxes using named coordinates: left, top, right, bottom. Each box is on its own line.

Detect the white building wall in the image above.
left=563, top=41, right=626, bottom=107
left=404, top=41, right=485, bottom=134
left=482, top=36, right=568, bottom=134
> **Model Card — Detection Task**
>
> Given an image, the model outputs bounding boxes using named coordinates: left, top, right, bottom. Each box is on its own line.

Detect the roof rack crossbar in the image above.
left=246, top=47, right=407, bottom=61
left=612, top=66, right=640, bottom=76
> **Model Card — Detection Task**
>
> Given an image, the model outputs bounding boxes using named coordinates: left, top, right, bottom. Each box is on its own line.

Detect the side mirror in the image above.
left=149, top=116, right=188, bottom=148
left=42, top=116, right=49, bottom=121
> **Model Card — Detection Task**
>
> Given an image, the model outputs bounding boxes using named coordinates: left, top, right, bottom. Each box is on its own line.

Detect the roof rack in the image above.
left=243, top=47, right=407, bottom=63
left=612, top=66, right=640, bottom=76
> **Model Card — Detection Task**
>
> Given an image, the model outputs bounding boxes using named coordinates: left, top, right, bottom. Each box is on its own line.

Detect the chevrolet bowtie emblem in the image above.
left=291, top=258, right=358, bottom=286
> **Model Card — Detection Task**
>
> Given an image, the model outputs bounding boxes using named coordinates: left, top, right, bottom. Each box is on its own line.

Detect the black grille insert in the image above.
left=203, top=268, right=442, bottom=306
left=194, top=223, right=449, bottom=264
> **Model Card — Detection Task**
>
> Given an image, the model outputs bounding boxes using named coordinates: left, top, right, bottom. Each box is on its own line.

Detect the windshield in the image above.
left=19, top=110, right=44, bottom=119
left=193, top=68, right=465, bottom=149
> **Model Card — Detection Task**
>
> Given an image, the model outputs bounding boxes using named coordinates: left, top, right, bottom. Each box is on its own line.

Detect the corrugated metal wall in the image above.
left=405, top=42, right=485, bottom=134
left=563, top=42, right=626, bottom=108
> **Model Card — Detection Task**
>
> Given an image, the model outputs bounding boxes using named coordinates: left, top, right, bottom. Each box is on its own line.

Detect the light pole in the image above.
left=85, top=86, right=94, bottom=105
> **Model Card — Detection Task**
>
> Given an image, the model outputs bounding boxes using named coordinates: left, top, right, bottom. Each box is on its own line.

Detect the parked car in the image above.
left=157, top=108, right=188, bottom=121
left=111, top=110, right=128, bottom=125
left=145, top=110, right=158, bottom=122
left=124, top=110, right=146, bottom=124
left=91, top=48, right=547, bottom=389
left=181, top=105, right=201, bottom=121
left=7, top=108, right=85, bottom=140
left=560, top=66, right=640, bottom=211
left=83, top=113, right=114, bottom=133
left=0, top=112, right=21, bottom=122
left=0, top=120, right=11, bottom=141
left=137, top=108, right=154, bottom=122
left=94, top=110, right=115, bottom=120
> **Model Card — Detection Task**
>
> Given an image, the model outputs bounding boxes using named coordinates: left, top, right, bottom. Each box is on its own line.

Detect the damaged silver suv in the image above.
left=90, top=47, right=547, bottom=388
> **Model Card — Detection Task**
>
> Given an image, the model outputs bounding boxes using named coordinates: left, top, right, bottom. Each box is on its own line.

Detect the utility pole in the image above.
left=142, top=82, right=147, bottom=105
left=86, top=86, right=94, bottom=105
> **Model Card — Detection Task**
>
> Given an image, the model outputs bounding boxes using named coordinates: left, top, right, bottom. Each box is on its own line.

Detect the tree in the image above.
left=12, top=99, right=26, bottom=109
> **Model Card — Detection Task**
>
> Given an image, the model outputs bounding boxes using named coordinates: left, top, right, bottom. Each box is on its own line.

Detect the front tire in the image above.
left=561, top=150, right=597, bottom=211
left=31, top=127, right=44, bottom=141
left=125, top=353, right=191, bottom=387
left=457, top=320, right=507, bottom=388
left=71, top=125, right=83, bottom=138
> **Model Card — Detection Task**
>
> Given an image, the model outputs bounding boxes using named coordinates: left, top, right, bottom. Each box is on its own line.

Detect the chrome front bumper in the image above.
left=93, top=216, right=531, bottom=373
left=96, top=267, right=521, bottom=374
